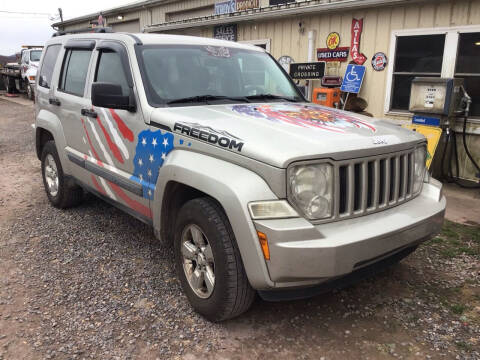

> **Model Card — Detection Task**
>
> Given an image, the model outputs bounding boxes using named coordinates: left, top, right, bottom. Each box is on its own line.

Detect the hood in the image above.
left=150, top=103, right=424, bottom=168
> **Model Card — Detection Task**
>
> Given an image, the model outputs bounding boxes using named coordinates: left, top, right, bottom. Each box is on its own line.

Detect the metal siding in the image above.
left=419, top=3, right=436, bottom=28
left=111, top=20, right=141, bottom=33
left=166, top=6, right=214, bottom=22
left=470, top=0, right=480, bottom=24
left=435, top=1, right=452, bottom=27
left=452, top=2, right=470, bottom=26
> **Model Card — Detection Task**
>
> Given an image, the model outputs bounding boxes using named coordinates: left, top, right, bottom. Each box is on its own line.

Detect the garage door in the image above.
left=112, top=20, right=140, bottom=33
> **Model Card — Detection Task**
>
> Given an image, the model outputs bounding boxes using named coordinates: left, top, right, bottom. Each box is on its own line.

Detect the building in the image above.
left=54, top=0, right=480, bottom=182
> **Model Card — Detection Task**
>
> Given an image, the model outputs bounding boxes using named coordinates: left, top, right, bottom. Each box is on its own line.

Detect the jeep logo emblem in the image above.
left=373, top=138, right=388, bottom=145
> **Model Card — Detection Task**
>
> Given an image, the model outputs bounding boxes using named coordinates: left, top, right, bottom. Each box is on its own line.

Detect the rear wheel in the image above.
left=41, top=140, right=83, bottom=208
left=25, top=79, right=34, bottom=100
left=174, top=197, right=255, bottom=322
left=4, top=75, right=15, bottom=93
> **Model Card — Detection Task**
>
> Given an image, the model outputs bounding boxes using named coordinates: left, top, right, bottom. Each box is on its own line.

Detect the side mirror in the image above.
left=91, top=82, right=136, bottom=112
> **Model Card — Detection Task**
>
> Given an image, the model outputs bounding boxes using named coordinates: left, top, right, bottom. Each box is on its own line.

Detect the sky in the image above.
left=0, top=0, right=136, bottom=55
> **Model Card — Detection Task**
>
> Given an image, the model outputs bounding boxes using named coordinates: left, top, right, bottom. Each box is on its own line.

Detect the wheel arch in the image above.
left=35, top=127, right=54, bottom=159
left=35, top=110, right=71, bottom=175
left=153, top=149, right=278, bottom=289
left=160, top=181, right=215, bottom=246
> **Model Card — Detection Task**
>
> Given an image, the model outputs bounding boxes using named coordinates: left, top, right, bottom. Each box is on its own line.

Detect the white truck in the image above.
left=1, top=46, right=43, bottom=100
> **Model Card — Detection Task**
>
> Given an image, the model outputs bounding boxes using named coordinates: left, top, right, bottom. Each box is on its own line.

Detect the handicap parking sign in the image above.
left=341, top=64, right=366, bottom=94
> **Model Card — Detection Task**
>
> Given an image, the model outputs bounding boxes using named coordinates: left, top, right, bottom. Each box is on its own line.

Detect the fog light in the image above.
left=248, top=200, right=298, bottom=220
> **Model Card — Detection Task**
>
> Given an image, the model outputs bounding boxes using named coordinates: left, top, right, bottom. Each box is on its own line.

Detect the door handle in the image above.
left=81, top=109, right=98, bottom=118
left=49, top=98, right=61, bottom=106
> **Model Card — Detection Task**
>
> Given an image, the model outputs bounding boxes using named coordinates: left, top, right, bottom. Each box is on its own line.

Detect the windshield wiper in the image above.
left=245, top=94, right=300, bottom=102
left=166, top=95, right=250, bottom=105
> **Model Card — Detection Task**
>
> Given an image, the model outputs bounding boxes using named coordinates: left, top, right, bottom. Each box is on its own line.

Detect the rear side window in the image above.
left=59, top=49, right=92, bottom=97
left=94, top=51, right=130, bottom=95
left=38, top=45, right=61, bottom=89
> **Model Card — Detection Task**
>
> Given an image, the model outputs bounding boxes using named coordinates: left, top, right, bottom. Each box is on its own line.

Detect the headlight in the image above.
left=288, top=163, right=333, bottom=220
left=413, top=146, right=427, bottom=194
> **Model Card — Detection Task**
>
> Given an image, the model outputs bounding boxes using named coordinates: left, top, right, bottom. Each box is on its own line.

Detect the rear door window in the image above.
left=38, top=44, right=61, bottom=89
left=58, top=49, right=92, bottom=97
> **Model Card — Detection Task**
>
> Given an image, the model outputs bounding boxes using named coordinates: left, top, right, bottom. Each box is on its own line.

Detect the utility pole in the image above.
left=58, top=8, right=63, bottom=22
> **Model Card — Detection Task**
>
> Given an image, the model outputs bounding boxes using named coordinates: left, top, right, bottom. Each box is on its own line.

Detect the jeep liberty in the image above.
left=35, top=33, right=445, bottom=321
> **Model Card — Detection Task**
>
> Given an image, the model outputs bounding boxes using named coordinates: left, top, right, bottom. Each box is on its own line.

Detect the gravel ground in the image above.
left=0, top=96, right=479, bottom=359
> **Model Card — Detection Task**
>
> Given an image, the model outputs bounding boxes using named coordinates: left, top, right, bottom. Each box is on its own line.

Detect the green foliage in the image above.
left=427, top=220, right=480, bottom=258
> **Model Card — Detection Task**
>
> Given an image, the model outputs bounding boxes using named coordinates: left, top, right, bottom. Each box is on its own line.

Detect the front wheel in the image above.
left=174, top=198, right=255, bottom=322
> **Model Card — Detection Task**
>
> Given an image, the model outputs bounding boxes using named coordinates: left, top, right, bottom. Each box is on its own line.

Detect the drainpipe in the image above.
left=307, top=30, right=316, bottom=102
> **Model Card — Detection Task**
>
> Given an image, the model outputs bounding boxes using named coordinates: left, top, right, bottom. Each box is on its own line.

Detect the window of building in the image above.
left=59, top=49, right=92, bottom=97
left=391, top=35, right=445, bottom=111
left=455, top=32, right=480, bottom=117
left=386, top=27, right=480, bottom=119
left=239, top=39, right=271, bottom=53
left=94, top=51, right=130, bottom=96
left=38, top=44, right=61, bottom=89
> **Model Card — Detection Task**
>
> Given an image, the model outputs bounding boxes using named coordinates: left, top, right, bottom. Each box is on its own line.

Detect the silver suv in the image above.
left=35, top=33, right=445, bottom=321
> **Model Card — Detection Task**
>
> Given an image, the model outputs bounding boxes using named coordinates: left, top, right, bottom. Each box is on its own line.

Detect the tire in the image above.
left=174, top=197, right=255, bottom=322
left=25, top=80, right=34, bottom=101
left=41, top=140, right=83, bottom=208
left=5, top=76, right=15, bottom=93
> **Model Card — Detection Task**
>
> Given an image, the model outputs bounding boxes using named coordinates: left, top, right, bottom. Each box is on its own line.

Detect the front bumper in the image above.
left=253, top=179, right=445, bottom=289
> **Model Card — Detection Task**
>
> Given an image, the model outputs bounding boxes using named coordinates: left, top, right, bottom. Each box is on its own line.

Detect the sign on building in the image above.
left=236, top=0, right=259, bottom=11
left=351, top=18, right=367, bottom=65
left=215, top=0, right=236, bottom=15
left=289, top=62, right=325, bottom=80
left=317, top=47, right=350, bottom=62
left=340, top=64, right=366, bottom=94
left=213, top=24, right=237, bottom=41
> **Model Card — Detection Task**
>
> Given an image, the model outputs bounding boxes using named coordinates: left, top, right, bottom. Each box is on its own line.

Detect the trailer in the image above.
left=1, top=46, right=43, bottom=100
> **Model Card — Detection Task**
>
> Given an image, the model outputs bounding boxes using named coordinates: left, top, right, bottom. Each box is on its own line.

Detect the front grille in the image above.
left=332, top=149, right=416, bottom=221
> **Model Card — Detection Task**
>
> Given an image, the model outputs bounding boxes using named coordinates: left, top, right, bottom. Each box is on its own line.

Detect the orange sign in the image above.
left=326, top=32, right=340, bottom=50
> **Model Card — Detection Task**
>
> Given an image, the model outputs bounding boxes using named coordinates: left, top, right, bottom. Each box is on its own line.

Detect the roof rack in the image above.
left=52, top=27, right=114, bottom=37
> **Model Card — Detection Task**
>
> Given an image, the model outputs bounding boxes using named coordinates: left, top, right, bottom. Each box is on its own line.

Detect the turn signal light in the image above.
left=257, top=231, right=270, bottom=260
left=28, top=76, right=36, bottom=81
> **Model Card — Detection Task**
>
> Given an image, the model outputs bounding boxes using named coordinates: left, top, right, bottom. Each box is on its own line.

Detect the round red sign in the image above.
left=371, top=52, right=388, bottom=71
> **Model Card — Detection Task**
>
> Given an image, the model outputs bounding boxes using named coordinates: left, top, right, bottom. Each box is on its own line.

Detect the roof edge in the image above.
left=52, top=0, right=176, bottom=27
left=144, top=0, right=431, bottom=32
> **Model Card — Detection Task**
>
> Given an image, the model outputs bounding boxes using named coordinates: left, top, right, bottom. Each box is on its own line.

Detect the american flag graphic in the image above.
left=232, top=104, right=377, bottom=133
left=131, top=129, right=175, bottom=200
left=81, top=108, right=166, bottom=219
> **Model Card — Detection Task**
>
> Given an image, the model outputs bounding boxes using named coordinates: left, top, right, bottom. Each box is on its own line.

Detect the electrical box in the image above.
left=313, top=87, right=341, bottom=108
left=409, top=78, right=464, bottom=117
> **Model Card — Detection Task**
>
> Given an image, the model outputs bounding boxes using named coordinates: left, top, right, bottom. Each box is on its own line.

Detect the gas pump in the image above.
left=408, top=77, right=479, bottom=186
left=409, top=78, right=466, bottom=127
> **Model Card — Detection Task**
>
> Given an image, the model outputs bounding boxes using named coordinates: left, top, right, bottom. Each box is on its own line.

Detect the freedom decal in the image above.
left=173, top=122, right=244, bottom=152
left=231, top=104, right=376, bottom=133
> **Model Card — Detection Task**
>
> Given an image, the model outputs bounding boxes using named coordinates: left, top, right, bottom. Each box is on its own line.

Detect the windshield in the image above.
left=137, top=45, right=304, bottom=106
left=30, top=50, right=42, bottom=62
